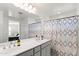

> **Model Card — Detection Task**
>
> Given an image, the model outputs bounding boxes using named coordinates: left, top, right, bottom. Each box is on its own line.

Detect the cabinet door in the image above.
left=45, top=45, right=51, bottom=56
left=34, top=46, right=40, bottom=53
left=42, top=48, right=46, bottom=56
left=41, top=44, right=51, bottom=56
left=34, top=51, right=40, bottom=56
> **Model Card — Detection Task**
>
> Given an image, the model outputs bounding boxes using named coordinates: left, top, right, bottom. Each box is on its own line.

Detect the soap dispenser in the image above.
left=16, top=33, right=20, bottom=46
left=16, top=39, right=20, bottom=46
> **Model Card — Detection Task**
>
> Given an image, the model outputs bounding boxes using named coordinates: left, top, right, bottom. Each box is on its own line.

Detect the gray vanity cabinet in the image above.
left=17, top=41, right=51, bottom=56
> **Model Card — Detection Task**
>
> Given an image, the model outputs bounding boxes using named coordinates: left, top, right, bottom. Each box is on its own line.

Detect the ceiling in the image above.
left=31, top=3, right=76, bottom=17
left=0, top=3, right=78, bottom=24
left=0, top=3, right=77, bottom=18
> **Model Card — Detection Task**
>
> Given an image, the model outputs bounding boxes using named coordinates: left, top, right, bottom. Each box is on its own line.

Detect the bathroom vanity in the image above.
left=0, top=38, right=51, bottom=56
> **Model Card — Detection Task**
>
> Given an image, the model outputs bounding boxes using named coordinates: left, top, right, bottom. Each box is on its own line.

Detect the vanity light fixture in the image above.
left=55, top=9, right=62, bottom=14
left=12, top=3, right=36, bottom=14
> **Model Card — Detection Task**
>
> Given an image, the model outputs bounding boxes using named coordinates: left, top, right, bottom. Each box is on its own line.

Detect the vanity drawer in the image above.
left=34, top=51, right=40, bottom=56
left=41, top=41, right=50, bottom=48
left=34, top=46, right=40, bottom=53
left=17, top=49, right=33, bottom=56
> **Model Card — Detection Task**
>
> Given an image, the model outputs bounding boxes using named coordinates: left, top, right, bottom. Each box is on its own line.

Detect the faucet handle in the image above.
left=36, top=35, right=38, bottom=37
left=41, top=35, right=44, bottom=40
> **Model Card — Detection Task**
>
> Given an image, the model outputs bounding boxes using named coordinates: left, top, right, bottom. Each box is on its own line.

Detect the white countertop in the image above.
left=0, top=38, right=51, bottom=56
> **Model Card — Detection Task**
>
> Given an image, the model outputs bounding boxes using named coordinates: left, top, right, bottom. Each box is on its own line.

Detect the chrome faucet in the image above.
left=41, top=35, right=44, bottom=40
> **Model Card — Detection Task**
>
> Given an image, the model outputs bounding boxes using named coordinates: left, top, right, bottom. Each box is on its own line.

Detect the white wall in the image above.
left=3, top=10, right=8, bottom=43
left=0, top=10, right=8, bottom=43
left=20, top=17, right=28, bottom=39
left=0, top=11, right=4, bottom=43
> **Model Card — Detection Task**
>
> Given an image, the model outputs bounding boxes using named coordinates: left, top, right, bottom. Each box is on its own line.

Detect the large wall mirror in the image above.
left=8, top=20, right=20, bottom=37
left=8, top=20, right=20, bottom=41
left=0, top=3, right=38, bottom=43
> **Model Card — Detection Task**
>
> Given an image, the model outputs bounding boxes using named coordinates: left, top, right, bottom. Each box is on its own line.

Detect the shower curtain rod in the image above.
left=49, top=15, right=79, bottom=21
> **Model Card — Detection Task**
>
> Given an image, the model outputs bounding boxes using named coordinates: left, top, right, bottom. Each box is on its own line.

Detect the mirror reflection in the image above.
left=0, top=3, right=40, bottom=43
left=8, top=20, right=20, bottom=41
left=8, top=20, right=20, bottom=37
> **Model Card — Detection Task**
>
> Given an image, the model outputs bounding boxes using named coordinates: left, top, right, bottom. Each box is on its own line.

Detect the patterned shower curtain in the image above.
left=43, top=16, right=78, bottom=56
left=28, top=15, right=79, bottom=56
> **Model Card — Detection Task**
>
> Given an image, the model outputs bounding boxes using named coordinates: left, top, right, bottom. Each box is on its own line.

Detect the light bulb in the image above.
left=57, top=11, right=61, bottom=14
left=28, top=5, right=33, bottom=9
left=24, top=3, right=29, bottom=7
left=32, top=7, right=36, bottom=12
